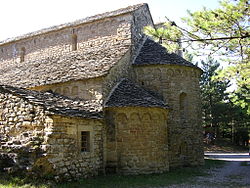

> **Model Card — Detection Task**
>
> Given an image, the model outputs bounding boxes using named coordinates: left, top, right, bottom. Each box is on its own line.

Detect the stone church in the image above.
left=0, top=4, right=204, bottom=180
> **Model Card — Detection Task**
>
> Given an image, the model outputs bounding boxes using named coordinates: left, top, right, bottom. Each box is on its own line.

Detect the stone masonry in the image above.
left=0, top=85, right=103, bottom=180
left=0, top=4, right=204, bottom=180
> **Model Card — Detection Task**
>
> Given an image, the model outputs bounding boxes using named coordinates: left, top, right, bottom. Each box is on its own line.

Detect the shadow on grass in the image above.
left=204, top=138, right=249, bottom=153
left=240, top=161, right=250, bottom=166
left=0, top=160, right=226, bottom=188
left=0, top=173, right=49, bottom=188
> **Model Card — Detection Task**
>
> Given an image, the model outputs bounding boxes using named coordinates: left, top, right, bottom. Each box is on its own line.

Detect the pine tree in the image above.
left=200, top=58, right=230, bottom=137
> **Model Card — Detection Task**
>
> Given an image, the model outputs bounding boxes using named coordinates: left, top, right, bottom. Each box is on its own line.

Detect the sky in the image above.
left=0, top=0, right=220, bottom=42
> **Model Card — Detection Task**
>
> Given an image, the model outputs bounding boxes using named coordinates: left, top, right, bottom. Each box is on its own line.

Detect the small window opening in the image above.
left=72, top=34, right=77, bottom=51
left=20, top=47, right=25, bottom=62
left=81, top=131, right=90, bottom=152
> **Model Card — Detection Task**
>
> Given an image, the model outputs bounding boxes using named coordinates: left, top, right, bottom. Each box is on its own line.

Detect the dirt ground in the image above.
left=193, top=161, right=250, bottom=187
left=166, top=158, right=250, bottom=188
left=166, top=141, right=250, bottom=188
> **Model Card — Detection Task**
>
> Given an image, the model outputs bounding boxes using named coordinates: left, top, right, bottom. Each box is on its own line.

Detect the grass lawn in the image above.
left=0, top=159, right=225, bottom=188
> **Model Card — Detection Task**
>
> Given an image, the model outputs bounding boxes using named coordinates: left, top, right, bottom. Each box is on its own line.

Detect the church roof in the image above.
left=0, top=85, right=102, bottom=119
left=0, top=43, right=130, bottom=88
left=0, top=3, right=147, bottom=46
left=104, top=79, right=168, bottom=109
left=133, top=38, right=197, bottom=68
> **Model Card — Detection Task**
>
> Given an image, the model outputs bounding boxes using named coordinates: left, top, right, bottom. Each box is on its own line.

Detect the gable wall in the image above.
left=102, top=5, right=154, bottom=100
left=103, top=50, right=132, bottom=99
left=131, top=5, right=154, bottom=58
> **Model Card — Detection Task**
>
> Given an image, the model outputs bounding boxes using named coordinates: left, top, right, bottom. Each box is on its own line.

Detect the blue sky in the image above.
left=0, top=0, right=220, bottom=41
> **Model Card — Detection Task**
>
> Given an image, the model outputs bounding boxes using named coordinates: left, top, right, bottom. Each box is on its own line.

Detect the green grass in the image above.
left=0, top=174, right=49, bottom=188
left=0, top=160, right=226, bottom=188
left=240, top=161, right=250, bottom=166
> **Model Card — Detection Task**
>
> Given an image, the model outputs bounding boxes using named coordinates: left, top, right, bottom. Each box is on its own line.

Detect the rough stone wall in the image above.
left=0, top=14, right=132, bottom=90
left=45, top=116, right=105, bottom=180
left=102, top=4, right=155, bottom=100
left=133, top=65, right=204, bottom=168
left=0, top=14, right=132, bottom=79
left=31, top=50, right=133, bottom=104
left=0, top=4, right=152, bottom=64
left=0, top=92, right=105, bottom=180
left=31, top=49, right=133, bottom=103
left=0, top=92, right=49, bottom=173
left=31, top=77, right=104, bottom=102
left=103, top=50, right=132, bottom=99
left=0, top=5, right=154, bottom=90
left=105, top=107, right=169, bottom=174
left=0, top=4, right=204, bottom=178
left=131, top=4, right=154, bottom=58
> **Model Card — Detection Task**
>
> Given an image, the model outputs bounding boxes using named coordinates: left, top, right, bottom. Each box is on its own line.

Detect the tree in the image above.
left=200, top=58, right=249, bottom=145
left=144, top=0, right=250, bottom=113
left=200, top=57, right=230, bottom=137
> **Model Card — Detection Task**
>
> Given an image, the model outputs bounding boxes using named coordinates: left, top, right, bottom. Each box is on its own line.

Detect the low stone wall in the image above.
left=0, top=92, right=49, bottom=174
left=105, top=107, right=169, bottom=174
left=0, top=91, right=105, bottom=180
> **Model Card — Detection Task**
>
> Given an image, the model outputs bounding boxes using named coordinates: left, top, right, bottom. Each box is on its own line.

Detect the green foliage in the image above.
left=0, top=173, right=48, bottom=188
left=186, top=0, right=250, bottom=114
left=183, top=0, right=249, bottom=59
left=200, top=58, right=231, bottom=134
left=200, top=58, right=249, bottom=144
left=144, top=0, right=250, bottom=112
left=230, top=83, right=250, bottom=114
left=241, top=161, right=250, bottom=166
left=144, top=22, right=182, bottom=52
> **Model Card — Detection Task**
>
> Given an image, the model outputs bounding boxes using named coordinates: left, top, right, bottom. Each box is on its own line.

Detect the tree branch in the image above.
left=180, top=34, right=250, bottom=43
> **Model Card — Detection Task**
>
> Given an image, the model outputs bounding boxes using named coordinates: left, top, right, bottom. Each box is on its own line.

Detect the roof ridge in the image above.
left=0, top=3, right=147, bottom=46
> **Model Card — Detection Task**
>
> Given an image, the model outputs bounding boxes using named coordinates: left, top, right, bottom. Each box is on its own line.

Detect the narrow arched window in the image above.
left=179, top=92, right=188, bottom=120
left=72, top=34, right=77, bottom=51
left=20, top=47, right=25, bottom=62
